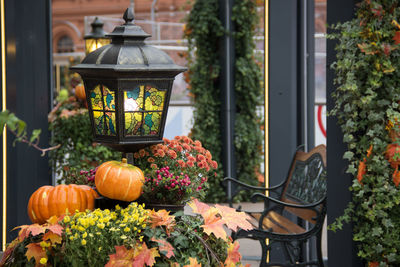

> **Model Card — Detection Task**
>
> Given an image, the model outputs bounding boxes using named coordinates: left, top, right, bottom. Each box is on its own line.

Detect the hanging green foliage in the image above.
left=49, top=98, right=121, bottom=181
left=185, top=0, right=263, bottom=202
left=329, top=0, right=400, bottom=265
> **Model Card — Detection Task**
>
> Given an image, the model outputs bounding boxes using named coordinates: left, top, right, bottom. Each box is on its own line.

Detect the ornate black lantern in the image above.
left=71, top=8, right=186, bottom=152
left=84, top=17, right=111, bottom=55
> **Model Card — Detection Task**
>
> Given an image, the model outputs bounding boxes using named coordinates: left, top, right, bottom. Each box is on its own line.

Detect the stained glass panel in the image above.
left=104, top=112, right=116, bottom=135
left=90, top=86, right=103, bottom=110
left=93, top=111, right=104, bottom=135
left=125, top=112, right=143, bottom=136
left=124, top=86, right=144, bottom=112
left=144, top=85, right=165, bottom=111
left=103, top=87, right=116, bottom=111
left=143, top=112, right=161, bottom=135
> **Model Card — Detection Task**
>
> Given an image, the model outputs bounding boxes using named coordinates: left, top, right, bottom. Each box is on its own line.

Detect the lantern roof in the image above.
left=84, top=17, right=107, bottom=40
left=72, top=8, right=186, bottom=77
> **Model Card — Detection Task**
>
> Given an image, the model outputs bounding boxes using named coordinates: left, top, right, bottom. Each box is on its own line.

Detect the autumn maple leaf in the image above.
left=151, top=237, right=175, bottom=259
left=25, top=243, right=47, bottom=267
left=357, top=160, right=367, bottom=184
left=43, top=231, right=62, bottom=245
left=393, top=31, right=400, bottom=45
left=132, top=243, right=160, bottom=267
left=0, top=238, right=20, bottom=266
left=184, top=257, right=202, bottom=267
left=16, top=224, right=47, bottom=241
left=149, top=210, right=176, bottom=236
left=393, top=167, right=400, bottom=187
left=224, top=241, right=242, bottom=267
left=200, top=207, right=227, bottom=240
left=215, top=204, right=253, bottom=232
left=105, top=246, right=135, bottom=267
left=385, top=143, right=400, bottom=168
left=188, top=199, right=211, bottom=214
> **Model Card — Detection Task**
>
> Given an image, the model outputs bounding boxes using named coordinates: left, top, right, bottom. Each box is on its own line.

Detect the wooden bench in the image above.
left=223, top=144, right=327, bottom=267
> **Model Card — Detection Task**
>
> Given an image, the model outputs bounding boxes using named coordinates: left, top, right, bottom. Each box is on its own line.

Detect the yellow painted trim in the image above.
left=1, top=0, right=6, bottom=251
left=264, top=0, right=270, bottom=263
left=264, top=0, right=269, bottom=193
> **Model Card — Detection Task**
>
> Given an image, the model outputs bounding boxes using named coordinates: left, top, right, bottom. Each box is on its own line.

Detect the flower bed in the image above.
left=1, top=200, right=252, bottom=266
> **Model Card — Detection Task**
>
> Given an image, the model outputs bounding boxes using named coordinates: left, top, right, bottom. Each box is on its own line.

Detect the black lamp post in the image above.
left=84, top=17, right=111, bottom=55
left=71, top=8, right=186, bottom=154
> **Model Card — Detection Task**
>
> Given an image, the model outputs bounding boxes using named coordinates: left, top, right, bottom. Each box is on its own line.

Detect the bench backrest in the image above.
left=280, top=144, right=327, bottom=224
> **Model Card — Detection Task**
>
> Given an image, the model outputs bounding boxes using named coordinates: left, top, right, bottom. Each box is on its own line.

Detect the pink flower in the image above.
left=148, top=157, right=155, bottom=163
left=194, top=140, right=202, bottom=147
left=139, top=149, right=146, bottom=157
left=157, top=149, right=165, bottom=157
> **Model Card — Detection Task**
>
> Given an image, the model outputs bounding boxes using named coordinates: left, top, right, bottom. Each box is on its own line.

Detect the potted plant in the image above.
left=135, top=136, right=218, bottom=210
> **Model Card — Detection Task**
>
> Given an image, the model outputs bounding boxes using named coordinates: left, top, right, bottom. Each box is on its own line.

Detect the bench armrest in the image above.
left=223, top=177, right=285, bottom=192
left=250, top=193, right=325, bottom=209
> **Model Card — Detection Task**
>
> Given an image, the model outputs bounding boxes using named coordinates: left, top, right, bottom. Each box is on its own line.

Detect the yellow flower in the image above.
left=39, top=257, right=47, bottom=264
left=124, top=227, right=130, bottom=232
left=137, top=229, right=141, bottom=233
left=115, top=205, right=121, bottom=210
left=82, top=232, right=87, bottom=238
left=142, top=224, right=146, bottom=228
left=97, top=223, right=105, bottom=229
left=98, top=246, right=102, bottom=251
left=139, top=236, right=143, bottom=242
left=63, top=216, right=70, bottom=223
left=81, top=239, right=87, bottom=246
left=40, top=241, right=50, bottom=248
left=69, top=236, right=74, bottom=241
left=78, top=226, right=85, bottom=232
left=120, top=235, right=127, bottom=240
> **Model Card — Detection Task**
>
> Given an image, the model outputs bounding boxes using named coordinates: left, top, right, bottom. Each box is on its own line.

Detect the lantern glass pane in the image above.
left=90, top=85, right=103, bottom=110
left=144, top=86, right=166, bottom=111
left=143, top=112, right=162, bottom=135
left=125, top=112, right=143, bottom=136
left=124, top=86, right=144, bottom=111
left=90, top=85, right=116, bottom=136
left=124, top=85, right=166, bottom=137
left=104, top=112, right=117, bottom=135
left=93, top=111, right=104, bottom=135
left=103, top=87, right=116, bottom=111
left=85, top=38, right=110, bottom=54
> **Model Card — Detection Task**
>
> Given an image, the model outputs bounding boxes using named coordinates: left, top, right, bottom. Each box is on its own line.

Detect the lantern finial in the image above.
left=123, top=8, right=135, bottom=25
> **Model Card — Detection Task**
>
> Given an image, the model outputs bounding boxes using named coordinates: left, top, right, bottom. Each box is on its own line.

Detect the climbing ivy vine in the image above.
left=329, top=0, right=400, bottom=265
left=185, top=0, right=263, bottom=202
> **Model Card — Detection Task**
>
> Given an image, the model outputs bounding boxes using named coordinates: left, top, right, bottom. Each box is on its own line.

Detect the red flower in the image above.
left=182, top=143, right=191, bottom=151
left=176, top=145, right=183, bottom=152
left=197, top=161, right=204, bottom=168
left=150, top=163, right=158, bottom=169
left=187, top=156, right=196, bottom=162
left=196, top=154, right=206, bottom=162
left=148, top=157, right=155, bottom=163
left=182, top=136, right=191, bottom=144
left=163, top=137, right=170, bottom=145
left=187, top=161, right=194, bottom=168
left=211, top=160, right=218, bottom=169
left=174, top=136, right=182, bottom=141
left=194, top=140, right=202, bottom=147
left=134, top=152, right=140, bottom=159
left=177, top=160, right=186, bottom=168
left=168, top=150, right=177, bottom=159
left=139, top=149, right=146, bottom=157
left=157, top=149, right=165, bottom=157
left=205, top=150, right=212, bottom=160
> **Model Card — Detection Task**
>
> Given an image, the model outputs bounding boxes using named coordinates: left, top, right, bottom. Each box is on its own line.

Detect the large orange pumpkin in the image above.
left=27, top=184, right=98, bottom=224
left=75, top=84, right=86, bottom=100
left=95, top=158, right=144, bottom=202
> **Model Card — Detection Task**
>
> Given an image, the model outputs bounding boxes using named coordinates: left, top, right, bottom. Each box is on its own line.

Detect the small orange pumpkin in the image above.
left=75, top=84, right=86, bottom=100
left=95, top=158, right=144, bottom=202
left=27, top=184, right=98, bottom=224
